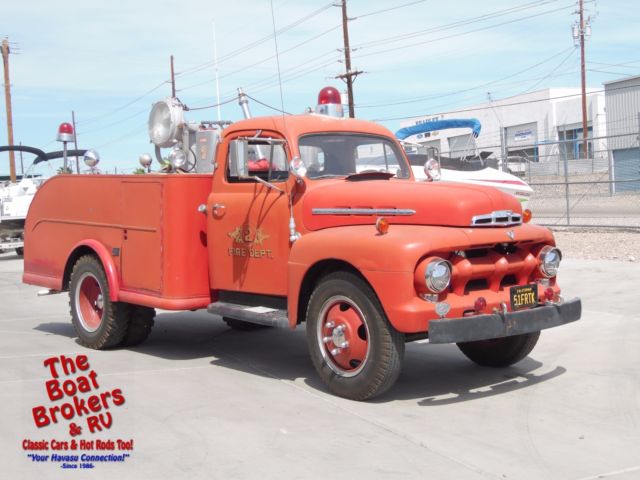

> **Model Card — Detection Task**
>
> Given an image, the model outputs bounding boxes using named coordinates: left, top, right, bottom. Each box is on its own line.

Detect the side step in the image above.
left=207, top=302, right=290, bottom=328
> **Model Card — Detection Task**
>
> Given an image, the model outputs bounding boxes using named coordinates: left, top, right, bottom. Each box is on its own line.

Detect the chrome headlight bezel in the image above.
left=538, top=246, right=562, bottom=278
left=425, top=258, right=452, bottom=293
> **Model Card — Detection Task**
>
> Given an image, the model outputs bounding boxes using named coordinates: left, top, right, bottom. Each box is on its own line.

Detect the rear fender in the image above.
left=66, top=240, right=120, bottom=302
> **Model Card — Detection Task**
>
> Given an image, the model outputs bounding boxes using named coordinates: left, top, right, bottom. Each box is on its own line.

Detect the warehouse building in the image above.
left=604, top=75, right=640, bottom=192
left=399, top=88, right=607, bottom=167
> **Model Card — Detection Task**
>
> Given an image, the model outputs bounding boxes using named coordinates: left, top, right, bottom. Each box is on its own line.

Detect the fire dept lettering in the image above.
left=227, top=226, right=273, bottom=259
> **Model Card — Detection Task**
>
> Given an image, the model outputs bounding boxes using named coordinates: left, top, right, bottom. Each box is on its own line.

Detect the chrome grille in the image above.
left=471, top=210, right=522, bottom=227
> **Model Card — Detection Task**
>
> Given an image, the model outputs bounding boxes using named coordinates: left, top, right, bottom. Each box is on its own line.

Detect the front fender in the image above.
left=287, top=223, right=555, bottom=332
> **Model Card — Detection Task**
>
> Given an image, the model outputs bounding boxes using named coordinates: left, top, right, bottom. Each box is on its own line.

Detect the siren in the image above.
left=315, top=86, right=344, bottom=117
left=57, top=122, right=74, bottom=143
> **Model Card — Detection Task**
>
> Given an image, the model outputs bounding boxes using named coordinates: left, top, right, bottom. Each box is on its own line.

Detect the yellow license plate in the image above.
left=510, top=284, right=538, bottom=311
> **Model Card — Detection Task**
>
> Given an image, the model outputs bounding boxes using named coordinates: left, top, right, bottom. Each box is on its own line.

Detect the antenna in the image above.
left=269, top=0, right=286, bottom=123
left=269, top=0, right=300, bottom=243
left=213, top=21, right=221, bottom=122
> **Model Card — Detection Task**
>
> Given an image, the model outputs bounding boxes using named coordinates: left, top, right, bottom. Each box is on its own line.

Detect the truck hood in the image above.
left=302, top=179, right=522, bottom=231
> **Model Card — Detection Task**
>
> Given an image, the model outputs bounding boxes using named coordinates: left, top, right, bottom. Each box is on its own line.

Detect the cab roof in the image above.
left=222, top=114, right=396, bottom=141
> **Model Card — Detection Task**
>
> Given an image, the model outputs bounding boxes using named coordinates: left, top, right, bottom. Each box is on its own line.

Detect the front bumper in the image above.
left=428, top=297, right=581, bottom=344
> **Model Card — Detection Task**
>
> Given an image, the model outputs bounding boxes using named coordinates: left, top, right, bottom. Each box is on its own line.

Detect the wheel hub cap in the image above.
left=75, top=272, right=104, bottom=333
left=317, top=296, right=370, bottom=377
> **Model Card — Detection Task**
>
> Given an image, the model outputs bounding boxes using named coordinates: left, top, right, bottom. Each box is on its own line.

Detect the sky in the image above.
left=1, top=0, right=639, bottom=174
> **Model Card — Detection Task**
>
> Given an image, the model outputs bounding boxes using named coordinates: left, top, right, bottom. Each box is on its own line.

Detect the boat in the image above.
left=395, top=119, right=533, bottom=208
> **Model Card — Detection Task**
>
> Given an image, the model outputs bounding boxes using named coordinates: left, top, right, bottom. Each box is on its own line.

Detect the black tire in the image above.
left=15, top=247, right=24, bottom=256
left=120, top=305, right=156, bottom=347
left=457, top=331, right=541, bottom=367
left=69, top=255, right=129, bottom=349
left=306, top=271, right=404, bottom=401
left=223, top=317, right=269, bottom=331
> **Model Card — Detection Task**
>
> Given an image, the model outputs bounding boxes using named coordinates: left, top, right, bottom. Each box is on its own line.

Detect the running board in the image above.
left=207, top=302, right=290, bottom=328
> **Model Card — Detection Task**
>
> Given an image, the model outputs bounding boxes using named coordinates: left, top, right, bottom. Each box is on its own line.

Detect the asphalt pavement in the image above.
left=0, top=252, right=639, bottom=480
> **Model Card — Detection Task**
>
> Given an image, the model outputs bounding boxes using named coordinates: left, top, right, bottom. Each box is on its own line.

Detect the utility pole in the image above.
left=170, top=55, right=176, bottom=98
left=72, top=110, right=79, bottom=173
left=336, top=0, right=362, bottom=118
left=1, top=38, right=17, bottom=183
left=577, top=0, right=589, bottom=159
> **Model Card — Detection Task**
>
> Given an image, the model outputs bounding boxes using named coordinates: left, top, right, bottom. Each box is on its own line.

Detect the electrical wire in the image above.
left=354, top=0, right=430, bottom=19
left=353, top=0, right=560, bottom=50
left=371, top=83, right=640, bottom=122
left=178, top=25, right=341, bottom=93
left=354, top=3, right=578, bottom=60
left=185, top=96, right=238, bottom=111
left=246, top=94, right=291, bottom=115
left=175, top=2, right=335, bottom=78
left=515, top=47, right=578, bottom=96
left=357, top=46, right=577, bottom=109
left=76, top=81, right=167, bottom=126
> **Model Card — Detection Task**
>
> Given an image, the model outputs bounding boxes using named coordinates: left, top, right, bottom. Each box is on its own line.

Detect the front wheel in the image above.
left=15, top=247, right=24, bottom=256
left=306, top=271, right=404, bottom=401
left=69, top=255, right=130, bottom=349
left=457, top=331, right=540, bottom=367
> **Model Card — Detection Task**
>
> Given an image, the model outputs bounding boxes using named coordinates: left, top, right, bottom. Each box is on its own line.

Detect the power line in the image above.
left=515, top=47, right=578, bottom=96
left=178, top=25, right=341, bottom=93
left=354, top=0, right=560, bottom=50
left=176, top=2, right=335, bottom=79
left=371, top=83, right=636, bottom=122
left=357, top=46, right=577, bottom=109
left=355, top=2, right=578, bottom=60
left=77, top=81, right=167, bottom=126
left=354, top=0, right=430, bottom=19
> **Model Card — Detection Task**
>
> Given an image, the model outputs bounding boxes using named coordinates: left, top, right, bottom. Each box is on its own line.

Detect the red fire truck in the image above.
left=23, top=88, right=580, bottom=400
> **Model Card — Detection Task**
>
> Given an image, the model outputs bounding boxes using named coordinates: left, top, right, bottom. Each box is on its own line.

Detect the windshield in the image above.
left=298, top=134, right=410, bottom=179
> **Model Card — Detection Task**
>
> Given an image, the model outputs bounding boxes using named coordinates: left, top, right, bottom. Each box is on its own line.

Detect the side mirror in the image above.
left=424, top=147, right=441, bottom=181
left=289, top=156, right=307, bottom=181
left=233, top=139, right=249, bottom=177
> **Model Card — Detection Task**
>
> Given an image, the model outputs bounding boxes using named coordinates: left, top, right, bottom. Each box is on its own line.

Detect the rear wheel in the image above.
left=306, top=271, right=404, bottom=401
left=457, top=331, right=540, bottom=367
left=69, top=255, right=129, bottom=349
left=120, top=305, right=156, bottom=347
left=15, top=247, right=23, bottom=256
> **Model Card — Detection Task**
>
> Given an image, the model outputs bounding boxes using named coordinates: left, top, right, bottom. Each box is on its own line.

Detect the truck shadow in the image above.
left=35, top=311, right=566, bottom=405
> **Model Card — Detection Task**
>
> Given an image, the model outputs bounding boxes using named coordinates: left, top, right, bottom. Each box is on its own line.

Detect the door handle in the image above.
left=212, top=203, right=226, bottom=216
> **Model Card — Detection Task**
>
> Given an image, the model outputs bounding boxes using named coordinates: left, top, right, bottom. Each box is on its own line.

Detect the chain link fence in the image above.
left=482, top=130, right=640, bottom=229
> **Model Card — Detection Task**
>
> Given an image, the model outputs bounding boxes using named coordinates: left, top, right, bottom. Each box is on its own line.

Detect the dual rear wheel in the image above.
left=69, top=255, right=155, bottom=349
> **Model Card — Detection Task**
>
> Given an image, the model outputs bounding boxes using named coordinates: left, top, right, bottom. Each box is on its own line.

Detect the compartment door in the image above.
left=120, top=181, right=163, bottom=293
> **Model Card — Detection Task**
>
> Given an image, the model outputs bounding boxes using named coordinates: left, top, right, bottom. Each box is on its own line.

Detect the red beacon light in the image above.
left=315, top=86, right=344, bottom=118
left=57, top=122, right=74, bottom=143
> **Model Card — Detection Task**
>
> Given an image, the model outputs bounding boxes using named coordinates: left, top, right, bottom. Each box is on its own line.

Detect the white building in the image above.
left=399, top=88, right=606, bottom=165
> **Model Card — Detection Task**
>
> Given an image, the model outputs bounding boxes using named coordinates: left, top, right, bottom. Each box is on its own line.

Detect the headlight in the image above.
left=424, top=158, right=441, bottom=181
left=148, top=98, right=184, bottom=148
left=425, top=258, right=451, bottom=293
left=168, top=147, right=187, bottom=169
left=538, top=246, right=562, bottom=277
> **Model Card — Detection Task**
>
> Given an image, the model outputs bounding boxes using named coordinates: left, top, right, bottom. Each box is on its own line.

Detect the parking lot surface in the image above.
left=1, top=252, right=639, bottom=480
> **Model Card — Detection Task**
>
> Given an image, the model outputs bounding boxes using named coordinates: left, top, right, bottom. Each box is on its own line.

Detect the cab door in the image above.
left=207, top=132, right=292, bottom=296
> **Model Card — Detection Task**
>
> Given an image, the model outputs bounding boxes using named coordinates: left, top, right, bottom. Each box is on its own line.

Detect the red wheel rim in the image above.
left=75, top=273, right=104, bottom=332
left=317, top=296, right=370, bottom=377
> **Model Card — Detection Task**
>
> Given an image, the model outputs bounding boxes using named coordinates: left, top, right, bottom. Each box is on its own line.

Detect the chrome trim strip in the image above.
left=312, top=208, right=416, bottom=216
left=471, top=210, right=522, bottom=227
